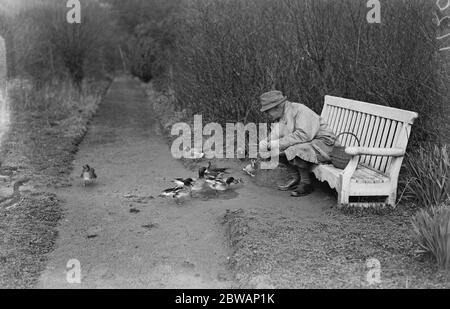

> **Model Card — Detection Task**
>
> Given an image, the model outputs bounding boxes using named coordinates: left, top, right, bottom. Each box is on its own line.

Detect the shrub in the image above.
left=404, top=144, right=450, bottom=208
left=411, top=202, right=450, bottom=270
left=109, top=0, right=181, bottom=82
left=7, top=0, right=119, bottom=87
left=169, top=0, right=446, bottom=139
left=128, top=26, right=159, bottom=83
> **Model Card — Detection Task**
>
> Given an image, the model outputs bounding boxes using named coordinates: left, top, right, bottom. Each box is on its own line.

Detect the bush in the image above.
left=128, top=25, right=159, bottom=83
left=404, top=144, right=450, bottom=208
left=7, top=0, right=119, bottom=87
left=169, top=0, right=446, bottom=138
left=411, top=202, right=450, bottom=270
left=109, top=0, right=181, bottom=82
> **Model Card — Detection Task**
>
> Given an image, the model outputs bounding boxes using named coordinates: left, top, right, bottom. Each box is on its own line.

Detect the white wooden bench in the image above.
left=312, top=96, right=418, bottom=208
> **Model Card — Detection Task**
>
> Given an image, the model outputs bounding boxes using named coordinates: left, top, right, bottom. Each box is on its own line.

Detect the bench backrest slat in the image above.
left=380, top=121, right=402, bottom=173
left=377, top=120, right=392, bottom=171
left=370, top=117, right=385, bottom=167
left=321, top=96, right=418, bottom=174
left=374, top=118, right=390, bottom=170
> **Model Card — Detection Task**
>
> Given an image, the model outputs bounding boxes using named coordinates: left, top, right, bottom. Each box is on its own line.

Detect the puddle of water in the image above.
left=160, top=189, right=241, bottom=206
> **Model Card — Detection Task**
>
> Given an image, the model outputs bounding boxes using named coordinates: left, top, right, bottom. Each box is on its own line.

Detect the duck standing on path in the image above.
left=181, top=167, right=214, bottom=199
left=206, top=177, right=243, bottom=196
left=173, top=178, right=195, bottom=188
left=159, top=178, right=194, bottom=203
left=81, top=165, right=97, bottom=186
left=174, top=172, right=208, bottom=194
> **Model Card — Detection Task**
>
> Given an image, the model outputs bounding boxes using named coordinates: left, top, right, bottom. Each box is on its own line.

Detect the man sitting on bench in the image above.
left=259, top=91, right=336, bottom=197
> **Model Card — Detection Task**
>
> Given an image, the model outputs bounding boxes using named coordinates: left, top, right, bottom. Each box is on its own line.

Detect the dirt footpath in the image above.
left=37, top=76, right=334, bottom=288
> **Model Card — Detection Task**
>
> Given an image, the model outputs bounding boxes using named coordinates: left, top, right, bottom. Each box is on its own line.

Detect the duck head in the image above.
left=198, top=167, right=207, bottom=179
left=183, top=178, right=194, bottom=186
left=228, top=177, right=243, bottom=185
left=226, top=177, right=235, bottom=185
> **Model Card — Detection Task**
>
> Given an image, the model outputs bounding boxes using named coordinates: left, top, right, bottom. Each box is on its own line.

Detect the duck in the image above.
left=205, top=162, right=230, bottom=178
left=206, top=177, right=243, bottom=194
left=198, top=167, right=208, bottom=179
left=173, top=178, right=195, bottom=187
left=198, top=167, right=216, bottom=180
left=243, top=159, right=258, bottom=177
left=172, top=177, right=207, bottom=196
left=159, top=178, right=194, bottom=200
left=80, top=165, right=97, bottom=186
left=186, top=167, right=214, bottom=193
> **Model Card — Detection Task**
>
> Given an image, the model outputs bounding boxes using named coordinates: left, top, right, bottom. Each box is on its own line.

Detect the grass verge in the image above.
left=222, top=206, right=450, bottom=289
left=0, top=78, right=111, bottom=288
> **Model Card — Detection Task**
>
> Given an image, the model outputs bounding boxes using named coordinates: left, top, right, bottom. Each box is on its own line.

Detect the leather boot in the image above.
left=290, top=165, right=314, bottom=197
left=291, top=183, right=315, bottom=197
left=278, top=163, right=301, bottom=191
left=278, top=176, right=300, bottom=191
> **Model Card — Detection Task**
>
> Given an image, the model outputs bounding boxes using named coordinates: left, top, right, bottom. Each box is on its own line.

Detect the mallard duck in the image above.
left=184, top=167, right=212, bottom=193
left=205, top=162, right=230, bottom=178
left=206, top=177, right=243, bottom=193
left=198, top=167, right=207, bottom=179
left=172, top=177, right=208, bottom=195
left=198, top=167, right=217, bottom=180
left=81, top=165, right=97, bottom=186
left=159, top=178, right=194, bottom=200
left=159, top=186, right=191, bottom=199
left=173, top=178, right=195, bottom=187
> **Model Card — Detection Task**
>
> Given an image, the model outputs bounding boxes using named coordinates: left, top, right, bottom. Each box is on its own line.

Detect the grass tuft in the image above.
left=411, top=202, right=450, bottom=271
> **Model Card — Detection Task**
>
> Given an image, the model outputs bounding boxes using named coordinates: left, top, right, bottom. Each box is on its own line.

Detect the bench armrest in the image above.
left=345, top=147, right=405, bottom=157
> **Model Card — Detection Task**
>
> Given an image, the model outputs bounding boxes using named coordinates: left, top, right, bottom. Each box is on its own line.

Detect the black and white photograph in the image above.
left=0, top=0, right=449, bottom=292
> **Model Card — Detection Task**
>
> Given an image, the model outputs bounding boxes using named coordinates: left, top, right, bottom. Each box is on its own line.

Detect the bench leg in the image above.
left=386, top=192, right=397, bottom=207
left=337, top=192, right=349, bottom=207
